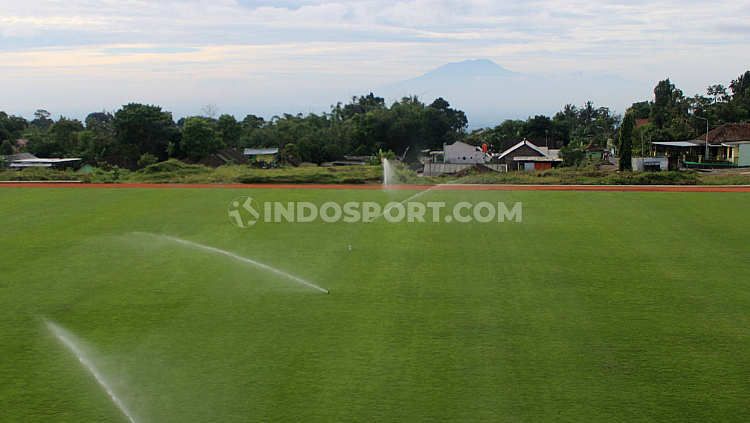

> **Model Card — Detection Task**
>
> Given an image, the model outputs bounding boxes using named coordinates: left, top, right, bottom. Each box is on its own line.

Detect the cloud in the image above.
left=1, top=1, right=745, bottom=46
left=0, top=0, right=747, bottom=119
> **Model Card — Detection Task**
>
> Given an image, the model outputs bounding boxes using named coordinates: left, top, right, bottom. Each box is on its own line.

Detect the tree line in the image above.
left=1, top=95, right=466, bottom=168
left=1, top=70, right=749, bottom=169
left=467, top=71, right=750, bottom=155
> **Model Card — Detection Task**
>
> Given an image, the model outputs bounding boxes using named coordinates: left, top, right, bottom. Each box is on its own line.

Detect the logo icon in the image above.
left=228, top=197, right=260, bottom=228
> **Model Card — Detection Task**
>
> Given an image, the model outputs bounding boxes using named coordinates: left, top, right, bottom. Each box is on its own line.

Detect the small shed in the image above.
left=632, top=157, right=669, bottom=171
left=7, top=153, right=81, bottom=169
left=243, top=148, right=280, bottom=165
left=651, top=141, right=702, bottom=169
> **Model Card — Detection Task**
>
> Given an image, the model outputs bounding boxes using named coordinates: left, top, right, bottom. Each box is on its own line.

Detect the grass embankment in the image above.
left=128, top=160, right=382, bottom=184
left=0, top=160, right=383, bottom=184
left=450, top=167, right=704, bottom=185
left=696, top=171, right=750, bottom=185
left=2, top=159, right=750, bottom=185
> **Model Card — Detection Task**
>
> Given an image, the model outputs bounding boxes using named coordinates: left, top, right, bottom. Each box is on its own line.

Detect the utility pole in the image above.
left=695, top=116, right=709, bottom=161
left=641, top=132, right=644, bottom=157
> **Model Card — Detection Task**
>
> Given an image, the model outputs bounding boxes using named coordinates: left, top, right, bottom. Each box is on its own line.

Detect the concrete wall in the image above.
left=423, top=163, right=507, bottom=176
left=740, top=144, right=750, bottom=167
left=484, top=164, right=508, bottom=173
left=632, top=156, right=668, bottom=171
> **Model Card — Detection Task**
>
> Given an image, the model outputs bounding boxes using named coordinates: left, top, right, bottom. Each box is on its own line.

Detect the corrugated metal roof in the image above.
left=243, top=148, right=279, bottom=155
left=12, top=158, right=81, bottom=163
left=691, top=123, right=750, bottom=144
left=496, top=140, right=549, bottom=160
left=4, top=153, right=37, bottom=161
left=512, top=156, right=562, bottom=162
left=10, top=163, right=53, bottom=168
left=652, top=141, right=701, bottom=147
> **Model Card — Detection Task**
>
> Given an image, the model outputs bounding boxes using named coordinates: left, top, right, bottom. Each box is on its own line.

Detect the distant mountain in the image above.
left=381, top=59, right=651, bottom=128
left=408, top=59, right=517, bottom=81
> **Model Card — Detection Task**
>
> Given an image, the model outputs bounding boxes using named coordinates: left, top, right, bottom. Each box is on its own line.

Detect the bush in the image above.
left=0, top=167, right=87, bottom=182
left=609, top=171, right=698, bottom=185
left=137, top=153, right=159, bottom=168
left=453, top=167, right=700, bottom=186
left=560, top=145, right=586, bottom=167
left=84, top=167, right=125, bottom=183
left=139, top=159, right=208, bottom=174
left=0, top=140, right=13, bottom=156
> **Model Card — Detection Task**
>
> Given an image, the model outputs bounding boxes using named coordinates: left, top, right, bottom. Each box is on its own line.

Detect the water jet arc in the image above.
left=46, top=320, right=138, bottom=423
left=383, top=158, right=396, bottom=186
left=141, top=233, right=329, bottom=294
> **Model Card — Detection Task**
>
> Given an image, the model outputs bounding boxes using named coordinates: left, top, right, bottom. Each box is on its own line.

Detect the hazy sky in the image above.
left=1, top=0, right=748, bottom=122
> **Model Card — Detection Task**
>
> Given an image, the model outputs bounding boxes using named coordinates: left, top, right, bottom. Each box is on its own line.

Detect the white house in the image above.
left=443, top=141, right=488, bottom=164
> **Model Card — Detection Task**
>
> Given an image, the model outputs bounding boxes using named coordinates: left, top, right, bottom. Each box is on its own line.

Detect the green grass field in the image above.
left=1, top=187, right=749, bottom=422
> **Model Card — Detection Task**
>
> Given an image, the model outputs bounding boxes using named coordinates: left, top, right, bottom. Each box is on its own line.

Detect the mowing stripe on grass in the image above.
left=139, top=233, right=329, bottom=294
left=371, top=183, right=453, bottom=222
left=46, top=320, right=138, bottom=423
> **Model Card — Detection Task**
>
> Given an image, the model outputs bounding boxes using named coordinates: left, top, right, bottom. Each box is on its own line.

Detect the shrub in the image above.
left=0, top=139, right=13, bottom=156
left=137, top=153, right=158, bottom=168
left=609, top=171, right=698, bottom=185
left=560, top=145, right=586, bottom=167
left=140, top=159, right=208, bottom=174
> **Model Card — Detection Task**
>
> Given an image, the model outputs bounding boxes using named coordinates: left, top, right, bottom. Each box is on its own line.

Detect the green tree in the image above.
left=729, top=71, right=750, bottom=100
left=181, top=117, right=220, bottom=160
left=425, top=97, right=468, bottom=147
left=216, top=114, right=241, bottom=147
left=619, top=113, right=635, bottom=171
left=77, top=112, right=116, bottom=164
left=524, top=115, right=553, bottom=145
left=651, top=79, right=676, bottom=129
left=333, top=93, right=386, bottom=121
left=560, top=144, right=585, bottom=167
left=649, top=78, right=692, bottom=140
left=241, top=114, right=265, bottom=130
left=707, top=84, right=729, bottom=104
left=485, top=119, right=527, bottom=151
left=30, top=109, right=54, bottom=130
left=85, top=112, right=114, bottom=130
left=137, top=153, right=159, bottom=168
left=729, top=71, right=750, bottom=120
left=0, top=112, right=28, bottom=141
left=631, top=122, right=656, bottom=157
left=280, top=143, right=301, bottom=166
left=239, top=114, right=266, bottom=146
left=629, top=101, right=651, bottom=119
left=48, top=117, right=84, bottom=155
left=113, top=103, right=178, bottom=167
left=1, top=139, right=14, bottom=155
left=26, top=131, right=61, bottom=157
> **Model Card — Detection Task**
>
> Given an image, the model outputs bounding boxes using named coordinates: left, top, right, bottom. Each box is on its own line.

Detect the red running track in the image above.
left=1, top=182, right=750, bottom=192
